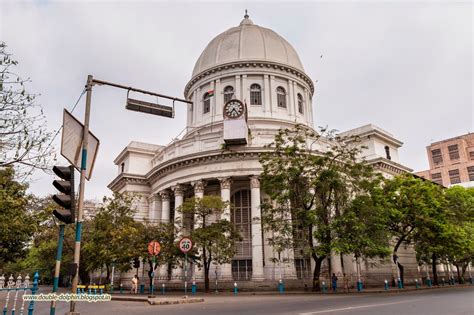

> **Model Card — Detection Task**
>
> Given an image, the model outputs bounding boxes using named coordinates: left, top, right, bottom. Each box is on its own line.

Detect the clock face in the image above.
left=224, top=99, right=244, bottom=119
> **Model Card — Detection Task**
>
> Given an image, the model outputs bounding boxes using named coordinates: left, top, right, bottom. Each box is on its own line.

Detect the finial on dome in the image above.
left=240, top=9, right=253, bottom=25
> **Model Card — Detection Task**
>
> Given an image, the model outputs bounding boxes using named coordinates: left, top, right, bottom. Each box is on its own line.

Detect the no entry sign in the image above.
left=179, top=237, right=193, bottom=253
left=148, top=240, right=161, bottom=256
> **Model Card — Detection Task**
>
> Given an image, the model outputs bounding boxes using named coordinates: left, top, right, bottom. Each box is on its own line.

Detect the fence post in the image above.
left=28, top=272, right=39, bottom=315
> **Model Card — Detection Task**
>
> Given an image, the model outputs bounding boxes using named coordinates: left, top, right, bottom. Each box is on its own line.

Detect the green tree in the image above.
left=415, top=186, right=474, bottom=284
left=260, top=124, right=385, bottom=290
left=82, top=192, right=142, bottom=281
left=0, top=167, right=37, bottom=267
left=382, top=173, right=444, bottom=285
left=178, top=196, right=241, bottom=292
left=136, top=221, right=180, bottom=287
left=0, top=42, right=53, bottom=180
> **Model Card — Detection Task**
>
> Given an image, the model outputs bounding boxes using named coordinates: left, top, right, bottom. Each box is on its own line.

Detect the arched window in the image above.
left=203, top=92, right=211, bottom=114
left=297, top=93, right=304, bottom=114
left=224, top=86, right=234, bottom=103
left=231, top=189, right=252, bottom=281
left=250, top=84, right=262, bottom=105
left=384, top=145, right=391, bottom=160
left=277, top=87, right=286, bottom=108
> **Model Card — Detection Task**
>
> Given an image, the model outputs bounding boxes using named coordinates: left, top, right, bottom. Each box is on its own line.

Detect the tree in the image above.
left=260, top=124, right=385, bottom=290
left=136, top=221, right=179, bottom=287
left=177, top=196, right=241, bottom=292
left=415, top=186, right=474, bottom=284
left=0, top=167, right=37, bottom=267
left=0, top=42, right=53, bottom=180
left=82, top=192, right=142, bottom=281
left=382, top=173, right=444, bottom=285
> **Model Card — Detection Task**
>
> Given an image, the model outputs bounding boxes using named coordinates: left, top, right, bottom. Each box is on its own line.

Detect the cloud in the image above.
left=1, top=1, right=471, bottom=198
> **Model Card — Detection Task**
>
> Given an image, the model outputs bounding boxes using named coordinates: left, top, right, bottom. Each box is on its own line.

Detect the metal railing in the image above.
left=0, top=272, right=39, bottom=315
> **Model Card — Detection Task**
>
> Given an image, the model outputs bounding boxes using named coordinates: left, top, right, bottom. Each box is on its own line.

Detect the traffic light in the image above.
left=133, top=257, right=140, bottom=269
left=52, top=165, right=75, bottom=224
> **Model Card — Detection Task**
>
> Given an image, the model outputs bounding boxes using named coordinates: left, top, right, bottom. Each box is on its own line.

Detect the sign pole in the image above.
left=151, top=255, right=156, bottom=296
left=50, top=224, right=65, bottom=315
left=69, top=75, right=93, bottom=314
left=184, top=253, right=188, bottom=296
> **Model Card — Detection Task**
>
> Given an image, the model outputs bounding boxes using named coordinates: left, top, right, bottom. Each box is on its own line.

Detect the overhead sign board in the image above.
left=126, top=98, right=174, bottom=118
left=61, top=109, right=100, bottom=180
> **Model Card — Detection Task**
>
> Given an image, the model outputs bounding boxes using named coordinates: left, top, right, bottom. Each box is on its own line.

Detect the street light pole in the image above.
left=66, top=75, right=192, bottom=314
left=69, top=74, right=93, bottom=314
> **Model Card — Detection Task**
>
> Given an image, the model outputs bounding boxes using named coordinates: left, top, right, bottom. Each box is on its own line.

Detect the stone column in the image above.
left=148, top=194, right=162, bottom=223
left=263, top=75, right=270, bottom=113
left=219, top=177, right=233, bottom=280
left=235, top=75, right=241, bottom=100
left=288, top=79, right=294, bottom=117
left=242, top=74, right=249, bottom=103
left=250, top=176, right=265, bottom=280
left=159, top=190, right=171, bottom=278
left=160, top=190, right=171, bottom=223
left=193, top=180, right=206, bottom=280
left=172, top=184, right=185, bottom=281
left=215, top=79, right=222, bottom=120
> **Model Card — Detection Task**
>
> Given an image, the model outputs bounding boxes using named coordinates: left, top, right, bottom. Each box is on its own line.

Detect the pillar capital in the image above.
left=192, top=180, right=206, bottom=194
left=218, top=177, right=232, bottom=190
left=159, top=190, right=171, bottom=201
left=250, top=175, right=260, bottom=189
left=172, top=184, right=185, bottom=197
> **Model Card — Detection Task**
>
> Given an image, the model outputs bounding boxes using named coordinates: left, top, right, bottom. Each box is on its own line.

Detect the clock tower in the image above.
left=223, top=99, right=248, bottom=145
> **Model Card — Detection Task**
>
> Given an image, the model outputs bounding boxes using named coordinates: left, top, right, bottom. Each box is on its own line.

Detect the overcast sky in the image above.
left=1, top=0, right=472, bottom=199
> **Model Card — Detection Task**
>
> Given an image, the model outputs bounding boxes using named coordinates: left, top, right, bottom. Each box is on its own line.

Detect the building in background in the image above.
left=108, top=13, right=418, bottom=289
left=416, top=133, right=474, bottom=188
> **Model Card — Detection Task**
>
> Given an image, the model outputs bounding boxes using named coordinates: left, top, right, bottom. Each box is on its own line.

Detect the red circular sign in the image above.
left=148, top=241, right=161, bottom=256
left=179, top=237, right=193, bottom=253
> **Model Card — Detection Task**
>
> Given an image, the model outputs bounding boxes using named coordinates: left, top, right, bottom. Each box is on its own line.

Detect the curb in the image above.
left=148, top=297, right=205, bottom=305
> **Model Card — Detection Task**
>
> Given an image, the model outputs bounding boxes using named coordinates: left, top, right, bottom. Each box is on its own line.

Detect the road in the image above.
left=14, top=286, right=474, bottom=315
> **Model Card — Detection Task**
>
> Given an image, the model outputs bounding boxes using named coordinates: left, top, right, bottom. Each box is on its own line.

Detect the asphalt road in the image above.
left=12, top=286, right=474, bottom=315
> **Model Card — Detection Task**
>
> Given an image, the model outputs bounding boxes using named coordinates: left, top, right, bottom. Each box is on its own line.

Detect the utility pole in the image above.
left=65, top=75, right=191, bottom=314
left=68, top=75, right=93, bottom=314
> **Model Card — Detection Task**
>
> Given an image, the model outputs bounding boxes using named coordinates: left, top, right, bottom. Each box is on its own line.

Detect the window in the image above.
left=470, top=151, right=474, bottom=160
left=277, top=87, right=286, bottom=108
left=294, top=258, right=311, bottom=280
left=203, top=92, right=211, bottom=114
left=448, top=169, right=461, bottom=184
left=384, top=145, right=391, bottom=160
left=224, top=86, right=234, bottom=103
left=231, top=190, right=252, bottom=258
left=467, top=166, right=474, bottom=181
left=250, top=84, right=262, bottom=105
left=448, top=144, right=460, bottom=160
left=232, top=259, right=252, bottom=281
left=297, top=93, right=304, bottom=114
left=431, top=172, right=443, bottom=185
left=120, top=163, right=125, bottom=173
left=431, top=149, right=443, bottom=165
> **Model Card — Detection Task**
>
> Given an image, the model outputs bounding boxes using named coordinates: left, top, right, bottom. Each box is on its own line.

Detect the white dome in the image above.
left=192, top=16, right=305, bottom=77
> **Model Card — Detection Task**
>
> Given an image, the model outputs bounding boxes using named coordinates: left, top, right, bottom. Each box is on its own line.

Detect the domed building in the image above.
left=108, top=14, right=419, bottom=289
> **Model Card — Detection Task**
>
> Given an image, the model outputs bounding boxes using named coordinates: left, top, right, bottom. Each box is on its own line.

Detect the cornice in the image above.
left=367, top=157, right=413, bottom=175
left=184, top=60, right=314, bottom=97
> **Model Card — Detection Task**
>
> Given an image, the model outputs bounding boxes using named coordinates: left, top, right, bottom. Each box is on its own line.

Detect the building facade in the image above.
left=416, top=133, right=474, bottom=188
left=108, top=14, right=420, bottom=289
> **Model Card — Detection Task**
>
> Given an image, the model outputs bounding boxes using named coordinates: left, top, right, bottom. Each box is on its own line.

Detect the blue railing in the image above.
left=0, top=272, right=39, bottom=315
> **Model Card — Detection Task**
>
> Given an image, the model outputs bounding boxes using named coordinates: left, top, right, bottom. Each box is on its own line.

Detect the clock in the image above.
left=223, top=99, right=244, bottom=119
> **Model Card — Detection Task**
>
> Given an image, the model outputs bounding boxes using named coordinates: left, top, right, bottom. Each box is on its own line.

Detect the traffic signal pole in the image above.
left=69, top=75, right=93, bottom=314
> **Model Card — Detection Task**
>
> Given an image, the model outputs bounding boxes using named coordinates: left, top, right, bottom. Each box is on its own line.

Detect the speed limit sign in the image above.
left=179, top=237, right=193, bottom=253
